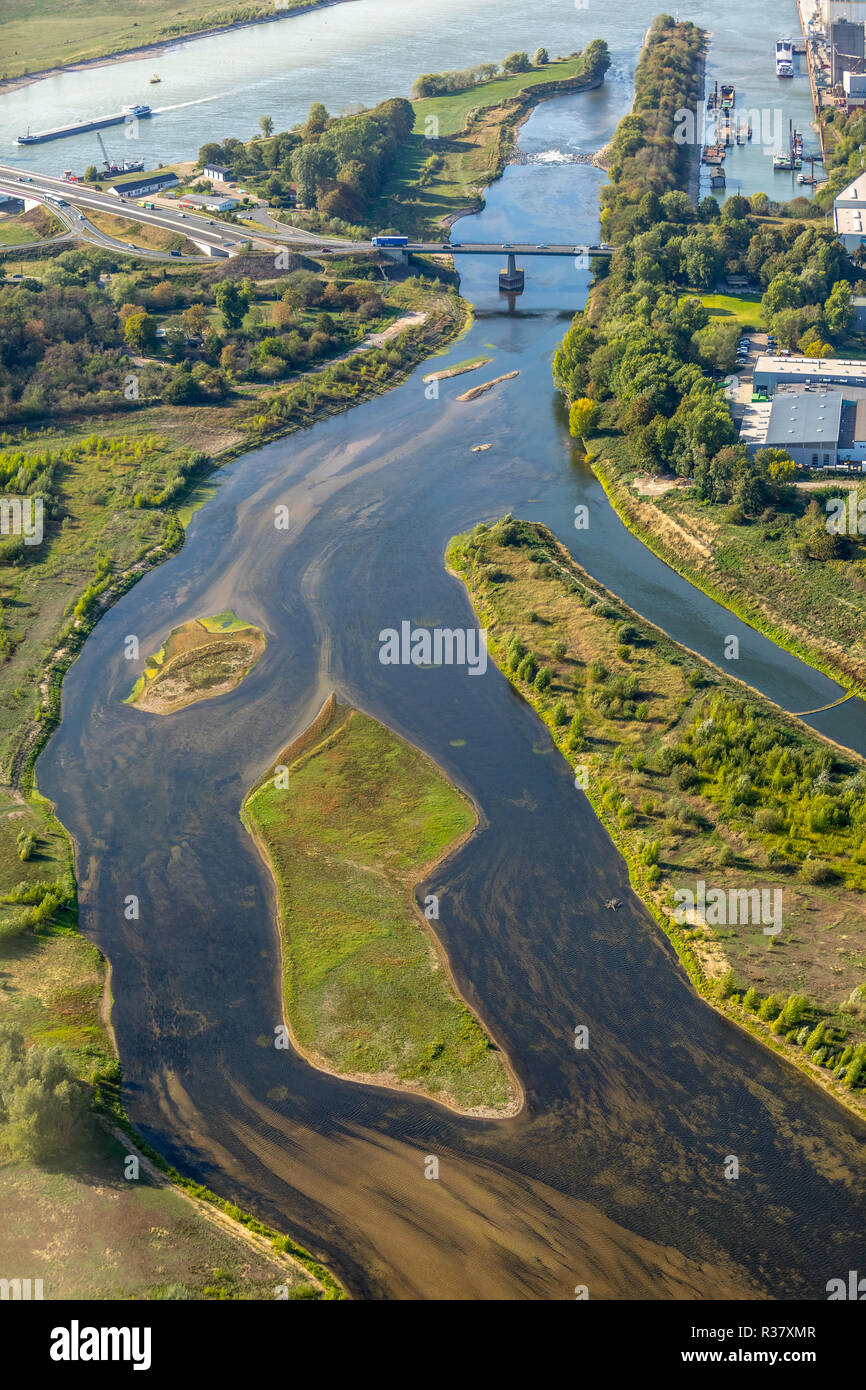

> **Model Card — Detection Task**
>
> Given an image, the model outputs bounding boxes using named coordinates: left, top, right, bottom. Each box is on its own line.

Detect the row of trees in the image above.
left=411, top=51, right=545, bottom=99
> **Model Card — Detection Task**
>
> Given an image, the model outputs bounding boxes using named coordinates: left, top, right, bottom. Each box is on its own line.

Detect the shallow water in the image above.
left=36, top=57, right=866, bottom=1298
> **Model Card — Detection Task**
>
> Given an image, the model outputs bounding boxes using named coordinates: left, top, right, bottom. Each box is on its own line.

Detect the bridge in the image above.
left=0, top=161, right=613, bottom=286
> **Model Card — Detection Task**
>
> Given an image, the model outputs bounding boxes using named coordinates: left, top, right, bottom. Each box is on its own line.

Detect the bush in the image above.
left=588, top=658, right=607, bottom=683
left=553, top=700, right=568, bottom=726
left=535, top=666, right=553, bottom=693
left=0, top=1025, right=88, bottom=1162
left=799, top=857, right=833, bottom=884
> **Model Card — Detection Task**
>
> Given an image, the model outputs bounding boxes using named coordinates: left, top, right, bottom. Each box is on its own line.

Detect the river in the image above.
left=24, top=1, right=866, bottom=1299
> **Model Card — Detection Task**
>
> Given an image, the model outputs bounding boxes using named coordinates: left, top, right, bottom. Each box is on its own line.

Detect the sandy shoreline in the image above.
left=0, top=0, right=359, bottom=96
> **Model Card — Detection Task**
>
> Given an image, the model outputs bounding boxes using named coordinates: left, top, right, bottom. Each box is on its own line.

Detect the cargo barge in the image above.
left=16, top=104, right=152, bottom=146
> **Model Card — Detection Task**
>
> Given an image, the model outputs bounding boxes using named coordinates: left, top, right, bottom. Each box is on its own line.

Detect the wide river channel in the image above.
left=24, top=0, right=866, bottom=1298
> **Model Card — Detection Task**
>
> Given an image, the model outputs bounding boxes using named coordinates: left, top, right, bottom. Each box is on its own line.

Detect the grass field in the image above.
left=0, top=1129, right=319, bottom=1299
left=412, top=57, right=585, bottom=137
left=372, top=56, right=586, bottom=237
left=243, top=696, right=518, bottom=1114
left=0, top=205, right=64, bottom=246
left=83, top=209, right=197, bottom=255
left=451, top=518, right=866, bottom=1116
left=698, top=293, right=763, bottom=328
left=0, top=0, right=328, bottom=82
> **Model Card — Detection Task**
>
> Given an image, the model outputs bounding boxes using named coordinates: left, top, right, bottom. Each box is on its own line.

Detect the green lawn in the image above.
left=0, top=223, right=39, bottom=247
left=243, top=697, right=517, bottom=1114
left=699, top=292, right=763, bottom=328
left=412, top=56, right=585, bottom=136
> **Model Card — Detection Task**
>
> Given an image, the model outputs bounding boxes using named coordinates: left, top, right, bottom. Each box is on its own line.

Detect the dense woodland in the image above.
left=553, top=15, right=866, bottom=562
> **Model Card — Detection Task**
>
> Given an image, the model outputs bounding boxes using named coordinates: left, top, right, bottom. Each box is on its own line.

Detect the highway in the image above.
left=0, top=161, right=357, bottom=262
left=0, top=163, right=614, bottom=264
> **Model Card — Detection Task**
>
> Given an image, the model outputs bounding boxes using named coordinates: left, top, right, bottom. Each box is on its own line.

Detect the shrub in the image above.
left=553, top=700, right=568, bottom=726
left=551, top=640, right=567, bottom=661
left=0, top=1025, right=88, bottom=1162
left=588, top=658, right=607, bottom=683
left=534, top=666, right=553, bottom=693
left=799, top=857, right=833, bottom=884
left=755, top=808, right=783, bottom=834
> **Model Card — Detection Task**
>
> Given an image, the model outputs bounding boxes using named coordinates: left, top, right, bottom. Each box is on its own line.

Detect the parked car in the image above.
left=170, top=249, right=181, bottom=256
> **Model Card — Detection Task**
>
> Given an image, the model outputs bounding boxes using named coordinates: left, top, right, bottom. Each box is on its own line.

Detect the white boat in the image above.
left=776, top=39, right=794, bottom=78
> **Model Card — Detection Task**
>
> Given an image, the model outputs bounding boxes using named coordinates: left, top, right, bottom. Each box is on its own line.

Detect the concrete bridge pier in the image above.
left=499, top=252, right=524, bottom=292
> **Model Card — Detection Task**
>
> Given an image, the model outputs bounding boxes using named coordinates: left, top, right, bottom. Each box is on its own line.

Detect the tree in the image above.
left=568, top=397, right=599, bottom=439
left=824, top=280, right=855, bottom=338
left=83, top=164, right=99, bottom=182
left=502, top=51, right=530, bottom=74
left=182, top=303, right=210, bottom=336
left=215, top=281, right=249, bottom=331
left=721, top=194, right=750, bottom=223
left=303, top=101, right=329, bottom=138
left=0, top=1025, right=88, bottom=1163
left=291, top=142, right=335, bottom=207
left=260, top=115, right=274, bottom=138
left=123, top=311, right=158, bottom=354
left=757, top=447, right=796, bottom=483
left=198, top=142, right=224, bottom=168
left=533, top=47, right=549, bottom=65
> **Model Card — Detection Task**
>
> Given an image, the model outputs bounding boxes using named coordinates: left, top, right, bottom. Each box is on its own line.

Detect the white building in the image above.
left=833, top=171, right=866, bottom=251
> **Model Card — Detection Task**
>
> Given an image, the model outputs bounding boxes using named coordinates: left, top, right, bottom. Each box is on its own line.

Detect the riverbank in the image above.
left=0, top=789, right=341, bottom=1297
left=590, top=440, right=866, bottom=698
left=450, top=516, right=866, bottom=1125
left=241, top=693, right=521, bottom=1117
left=0, top=0, right=358, bottom=92
left=372, top=46, right=610, bottom=237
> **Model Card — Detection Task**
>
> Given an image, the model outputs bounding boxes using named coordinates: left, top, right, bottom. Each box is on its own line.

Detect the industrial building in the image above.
left=752, top=354, right=866, bottom=391
left=107, top=171, right=179, bottom=199
left=177, top=193, right=238, bottom=212
left=202, top=163, right=232, bottom=182
left=833, top=171, right=866, bottom=251
left=831, top=18, right=865, bottom=83
left=741, top=357, right=866, bottom=469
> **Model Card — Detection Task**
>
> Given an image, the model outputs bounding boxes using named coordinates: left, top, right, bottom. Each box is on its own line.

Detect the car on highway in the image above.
left=501, top=242, right=512, bottom=248
left=451, top=241, right=462, bottom=247
left=170, top=249, right=181, bottom=257
left=178, top=213, right=186, bottom=218
left=320, top=245, right=330, bottom=252
left=536, top=243, right=549, bottom=249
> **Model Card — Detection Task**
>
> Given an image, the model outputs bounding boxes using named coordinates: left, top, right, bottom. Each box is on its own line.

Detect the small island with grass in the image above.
left=241, top=694, right=520, bottom=1116
left=125, top=610, right=266, bottom=715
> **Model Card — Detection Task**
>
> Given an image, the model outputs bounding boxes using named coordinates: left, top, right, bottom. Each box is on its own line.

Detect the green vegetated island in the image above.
left=125, top=609, right=265, bottom=714
left=242, top=694, right=519, bottom=1115
left=552, top=16, right=866, bottom=694
left=450, top=516, right=866, bottom=1121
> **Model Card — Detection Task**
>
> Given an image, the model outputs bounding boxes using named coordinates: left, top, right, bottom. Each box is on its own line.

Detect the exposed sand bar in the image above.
left=423, top=355, right=493, bottom=383
left=457, top=370, right=519, bottom=402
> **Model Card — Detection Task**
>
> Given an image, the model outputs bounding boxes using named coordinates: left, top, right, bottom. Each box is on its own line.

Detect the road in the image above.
left=0, top=161, right=357, bottom=262
left=0, top=163, right=614, bottom=265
